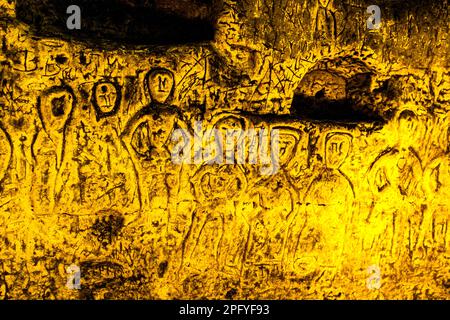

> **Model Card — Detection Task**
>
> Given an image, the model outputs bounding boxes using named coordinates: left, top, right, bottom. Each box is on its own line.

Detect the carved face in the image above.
left=276, top=129, right=300, bottom=167
left=147, top=69, right=175, bottom=104
left=200, top=171, right=225, bottom=199
left=213, top=116, right=246, bottom=160
left=325, top=132, right=352, bottom=169
left=396, top=110, right=422, bottom=146
left=38, top=87, right=74, bottom=134
left=93, top=82, right=119, bottom=115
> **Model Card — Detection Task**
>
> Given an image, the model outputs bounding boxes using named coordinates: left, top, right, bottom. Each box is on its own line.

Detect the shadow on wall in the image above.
left=15, top=0, right=220, bottom=47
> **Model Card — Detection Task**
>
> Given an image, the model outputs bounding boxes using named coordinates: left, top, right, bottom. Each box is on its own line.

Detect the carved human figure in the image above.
left=181, top=163, right=247, bottom=274
left=61, top=79, right=139, bottom=216
left=212, top=116, right=249, bottom=274
left=36, top=86, right=75, bottom=170
left=420, top=125, right=450, bottom=254
left=365, top=110, right=424, bottom=264
left=120, top=68, right=183, bottom=234
left=180, top=115, right=249, bottom=275
left=291, top=131, right=354, bottom=279
left=33, top=85, right=75, bottom=211
left=122, top=106, right=180, bottom=225
left=243, top=126, right=301, bottom=273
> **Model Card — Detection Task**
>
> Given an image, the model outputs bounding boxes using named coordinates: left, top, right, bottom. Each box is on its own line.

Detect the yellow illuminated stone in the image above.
left=0, top=0, right=449, bottom=299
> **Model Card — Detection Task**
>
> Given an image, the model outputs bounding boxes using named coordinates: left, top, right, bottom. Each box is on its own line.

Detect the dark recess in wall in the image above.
left=291, top=94, right=385, bottom=123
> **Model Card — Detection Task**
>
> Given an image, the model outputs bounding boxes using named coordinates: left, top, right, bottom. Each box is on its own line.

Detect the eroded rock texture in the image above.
left=0, top=0, right=449, bottom=299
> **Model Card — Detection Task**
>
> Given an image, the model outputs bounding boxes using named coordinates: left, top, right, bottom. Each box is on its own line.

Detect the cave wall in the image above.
left=0, top=0, right=449, bottom=299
